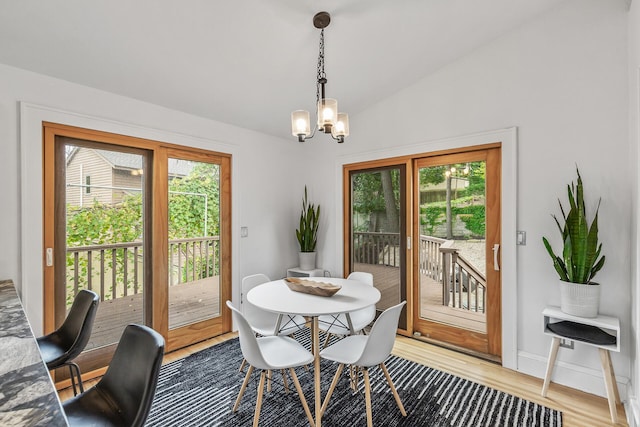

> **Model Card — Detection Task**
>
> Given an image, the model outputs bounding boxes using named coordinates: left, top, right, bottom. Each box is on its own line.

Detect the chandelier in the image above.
left=291, top=11, right=349, bottom=143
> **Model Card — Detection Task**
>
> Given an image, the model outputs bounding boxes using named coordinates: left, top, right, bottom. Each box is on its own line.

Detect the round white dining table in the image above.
left=247, top=277, right=381, bottom=427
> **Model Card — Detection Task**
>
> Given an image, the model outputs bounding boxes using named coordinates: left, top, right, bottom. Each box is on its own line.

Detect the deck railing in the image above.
left=354, top=232, right=486, bottom=313
left=440, top=241, right=486, bottom=313
left=353, top=232, right=401, bottom=266
left=66, top=236, right=220, bottom=303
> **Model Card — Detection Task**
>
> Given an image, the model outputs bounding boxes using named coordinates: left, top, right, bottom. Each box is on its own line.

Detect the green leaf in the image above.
left=541, top=167, right=604, bottom=284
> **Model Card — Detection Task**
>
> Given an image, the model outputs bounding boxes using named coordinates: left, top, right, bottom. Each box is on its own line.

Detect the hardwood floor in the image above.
left=58, top=332, right=628, bottom=426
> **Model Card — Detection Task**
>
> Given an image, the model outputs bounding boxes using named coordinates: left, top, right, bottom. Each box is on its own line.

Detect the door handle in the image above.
left=492, top=244, right=500, bottom=271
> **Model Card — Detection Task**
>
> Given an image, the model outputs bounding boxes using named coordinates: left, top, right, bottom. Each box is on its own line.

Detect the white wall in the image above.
left=0, top=0, right=633, bottom=408
left=0, top=63, right=304, bottom=333
left=305, top=0, right=630, bottom=399
left=629, top=0, right=640, bottom=423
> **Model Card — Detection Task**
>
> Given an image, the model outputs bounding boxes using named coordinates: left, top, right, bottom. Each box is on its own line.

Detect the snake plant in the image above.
left=542, top=168, right=605, bottom=284
left=296, top=186, right=320, bottom=252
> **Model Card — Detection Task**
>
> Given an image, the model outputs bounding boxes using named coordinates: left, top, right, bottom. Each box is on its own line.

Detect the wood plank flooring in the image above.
left=58, top=332, right=628, bottom=426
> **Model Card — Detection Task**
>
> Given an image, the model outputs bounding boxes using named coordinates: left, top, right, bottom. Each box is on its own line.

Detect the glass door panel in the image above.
left=417, top=160, right=487, bottom=333
left=61, top=138, right=147, bottom=369
left=167, top=158, right=221, bottom=330
left=350, top=166, right=406, bottom=326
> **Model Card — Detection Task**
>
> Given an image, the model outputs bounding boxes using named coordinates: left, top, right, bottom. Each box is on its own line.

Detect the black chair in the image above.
left=37, top=289, right=100, bottom=395
left=62, top=324, right=165, bottom=427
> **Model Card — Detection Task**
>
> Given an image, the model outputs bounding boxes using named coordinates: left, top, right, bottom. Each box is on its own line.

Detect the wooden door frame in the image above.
left=42, top=122, right=232, bottom=363
left=412, top=146, right=501, bottom=360
left=163, top=147, right=232, bottom=351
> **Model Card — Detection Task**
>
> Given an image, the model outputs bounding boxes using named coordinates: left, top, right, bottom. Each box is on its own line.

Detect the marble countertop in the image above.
left=0, top=280, right=68, bottom=426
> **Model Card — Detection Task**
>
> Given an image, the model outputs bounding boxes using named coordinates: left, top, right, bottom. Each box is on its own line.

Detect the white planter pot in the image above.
left=559, top=281, right=600, bottom=318
left=298, top=252, right=317, bottom=270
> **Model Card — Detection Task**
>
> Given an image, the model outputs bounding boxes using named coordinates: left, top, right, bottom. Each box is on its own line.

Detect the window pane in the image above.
left=351, top=168, right=403, bottom=312
left=64, top=141, right=145, bottom=351
left=418, top=161, right=487, bottom=333
left=168, top=159, right=221, bottom=329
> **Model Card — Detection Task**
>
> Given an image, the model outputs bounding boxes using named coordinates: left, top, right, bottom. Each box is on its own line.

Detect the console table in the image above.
left=541, top=306, right=620, bottom=423
left=0, top=279, right=68, bottom=426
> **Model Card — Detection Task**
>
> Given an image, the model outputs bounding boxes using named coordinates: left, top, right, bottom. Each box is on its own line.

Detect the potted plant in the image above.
left=296, top=186, right=320, bottom=270
left=542, top=167, right=605, bottom=318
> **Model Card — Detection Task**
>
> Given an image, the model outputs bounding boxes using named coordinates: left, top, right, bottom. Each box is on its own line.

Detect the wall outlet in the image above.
left=559, top=338, right=574, bottom=349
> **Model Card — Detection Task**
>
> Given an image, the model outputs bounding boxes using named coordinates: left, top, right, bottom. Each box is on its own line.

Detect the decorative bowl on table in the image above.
left=284, top=277, right=341, bottom=297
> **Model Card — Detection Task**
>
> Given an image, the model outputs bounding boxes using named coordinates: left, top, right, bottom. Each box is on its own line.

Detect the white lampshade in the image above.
left=332, top=113, right=349, bottom=138
left=317, top=98, right=337, bottom=129
left=291, top=110, right=311, bottom=138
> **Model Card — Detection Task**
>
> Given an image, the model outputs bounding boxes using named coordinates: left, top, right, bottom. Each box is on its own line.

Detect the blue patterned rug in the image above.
left=145, top=337, right=562, bottom=426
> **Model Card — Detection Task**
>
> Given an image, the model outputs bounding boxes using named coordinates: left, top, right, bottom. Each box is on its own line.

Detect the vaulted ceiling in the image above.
left=0, top=0, right=564, bottom=140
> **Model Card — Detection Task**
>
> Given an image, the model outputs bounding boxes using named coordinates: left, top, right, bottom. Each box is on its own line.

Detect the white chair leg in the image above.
left=290, top=367, right=316, bottom=427
left=363, top=368, right=373, bottom=427
left=233, top=365, right=254, bottom=412
left=253, top=371, right=267, bottom=427
left=321, top=363, right=344, bottom=416
left=380, top=362, right=406, bottom=416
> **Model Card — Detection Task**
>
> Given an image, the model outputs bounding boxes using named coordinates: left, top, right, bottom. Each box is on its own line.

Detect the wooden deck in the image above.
left=86, top=277, right=220, bottom=351
left=354, top=262, right=486, bottom=334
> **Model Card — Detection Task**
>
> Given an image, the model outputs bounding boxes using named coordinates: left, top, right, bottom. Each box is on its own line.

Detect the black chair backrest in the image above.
left=57, top=289, right=100, bottom=360
left=98, top=324, right=165, bottom=427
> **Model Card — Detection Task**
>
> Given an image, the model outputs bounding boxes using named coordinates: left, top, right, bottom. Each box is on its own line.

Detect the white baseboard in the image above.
left=517, top=350, right=628, bottom=401
left=626, top=393, right=640, bottom=427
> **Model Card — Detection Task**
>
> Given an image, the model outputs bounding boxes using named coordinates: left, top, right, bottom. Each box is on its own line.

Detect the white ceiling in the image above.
left=0, top=0, right=564, bottom=140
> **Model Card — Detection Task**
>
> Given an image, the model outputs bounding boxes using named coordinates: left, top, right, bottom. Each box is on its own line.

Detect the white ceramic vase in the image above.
left=298, top=252, right=317, bottom=271
left=559, top=280, right=600, bottom=318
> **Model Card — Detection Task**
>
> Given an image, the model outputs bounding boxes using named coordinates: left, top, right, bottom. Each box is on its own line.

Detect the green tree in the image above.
left=352, top=169, right=401, bottom=232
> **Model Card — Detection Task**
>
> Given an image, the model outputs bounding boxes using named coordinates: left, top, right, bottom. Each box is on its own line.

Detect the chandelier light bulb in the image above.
left=296, top=118, right=308, bottom=133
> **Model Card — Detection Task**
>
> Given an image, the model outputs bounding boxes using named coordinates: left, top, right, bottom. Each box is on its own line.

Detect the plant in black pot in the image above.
left=542, top=167, right=605, bottom=318
left=296, top=186, right=320, bottom=270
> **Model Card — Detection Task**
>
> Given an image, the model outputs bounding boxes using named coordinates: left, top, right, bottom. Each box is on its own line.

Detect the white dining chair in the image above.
left=226, top=301, right=315, bottom=427
left=241, top=274, right=307, bottom=337
left=319, top=301, right=407, bottom=427
left=317, top=272, right=376, bottom=347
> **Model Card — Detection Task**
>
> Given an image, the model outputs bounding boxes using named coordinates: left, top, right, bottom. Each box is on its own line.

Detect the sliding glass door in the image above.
left=165, top=149, right=230, bottom=349
left=343, top=145, right=502, bottom=360
left=43, top=123, right=232, bottom=381
left=413, top=148, right=501, bottom=358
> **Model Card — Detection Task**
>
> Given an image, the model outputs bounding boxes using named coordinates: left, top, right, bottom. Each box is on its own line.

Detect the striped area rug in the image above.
left=146, top=336, right=562, bottom=427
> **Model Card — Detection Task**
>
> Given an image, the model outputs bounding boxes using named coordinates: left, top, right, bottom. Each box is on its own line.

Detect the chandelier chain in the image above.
left=316, top=28, right=325, bottom=103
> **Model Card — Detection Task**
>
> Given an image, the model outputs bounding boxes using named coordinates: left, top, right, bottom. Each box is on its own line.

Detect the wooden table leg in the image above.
left=541, top=337, right=560, bottom=397
left=599, top=348, right=619, bottom=424
left=313, top=317, right=321, bottom=427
